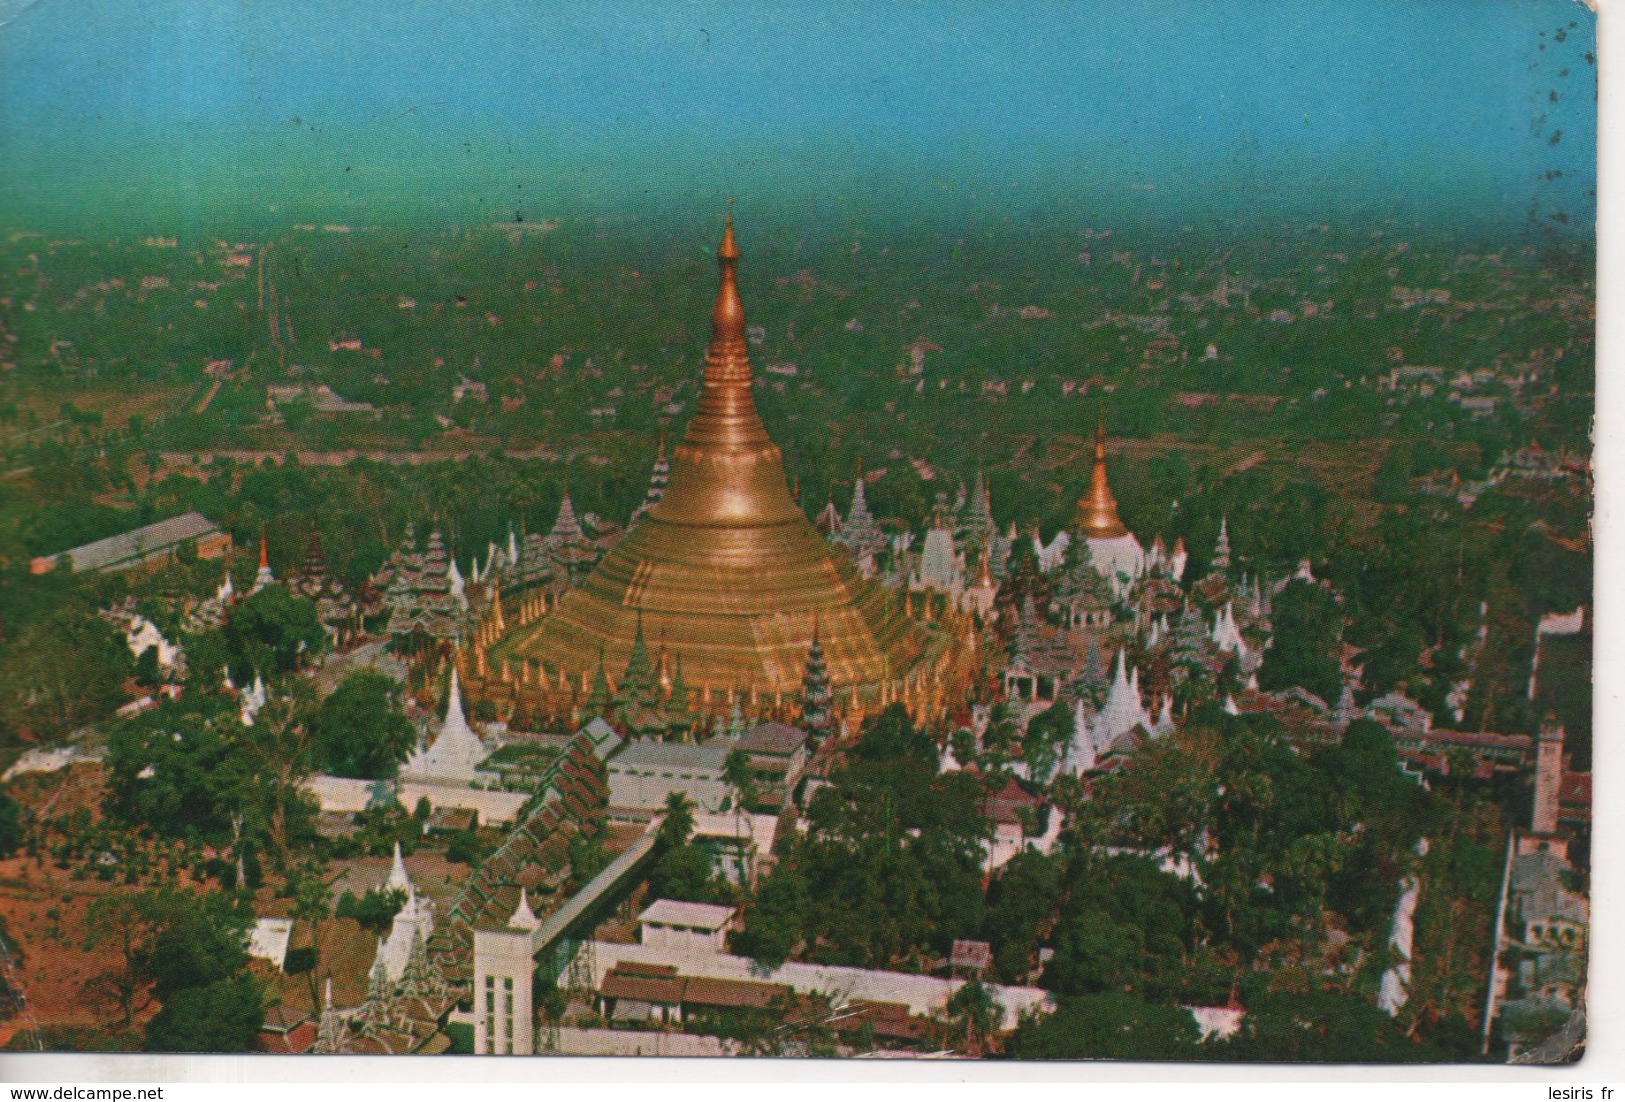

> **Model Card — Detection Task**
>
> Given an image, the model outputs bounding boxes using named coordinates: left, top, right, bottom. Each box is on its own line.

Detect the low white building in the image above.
left=303, top=774, right=528, bottom=825
left=606, top=739, right=734, bottom=815
left=637, top=899, right=736, bottom=957
left=579, top=940, right=1051, bottom=1034
left=247, top=917, right=294, bottom=971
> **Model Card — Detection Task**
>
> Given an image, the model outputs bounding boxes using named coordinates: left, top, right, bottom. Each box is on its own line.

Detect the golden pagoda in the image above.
left=1075, top=416, right=1129, bottom=539
left=500, top=216, right=922, bottom=699
left=1071, top=416, right=1146, bottom=583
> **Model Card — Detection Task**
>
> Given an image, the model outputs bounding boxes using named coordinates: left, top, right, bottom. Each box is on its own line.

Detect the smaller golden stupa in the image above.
left=1075, top=417, right=1129, bottom=539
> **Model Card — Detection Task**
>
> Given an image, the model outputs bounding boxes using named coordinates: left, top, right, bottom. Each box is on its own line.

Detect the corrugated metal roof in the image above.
left=52, top=511, right=222, bottom=572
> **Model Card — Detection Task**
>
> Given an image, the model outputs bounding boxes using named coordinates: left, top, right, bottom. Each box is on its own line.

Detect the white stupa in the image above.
left=402, top=668, right=487, bottom=784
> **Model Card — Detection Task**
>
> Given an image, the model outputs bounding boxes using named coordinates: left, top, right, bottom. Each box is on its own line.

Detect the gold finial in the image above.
left=719, top=202, right=739, bottom=260
left=710, top=209, right=745, bottom=342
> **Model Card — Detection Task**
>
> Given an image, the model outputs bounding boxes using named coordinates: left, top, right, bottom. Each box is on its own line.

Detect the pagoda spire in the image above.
left=585, top=647, right=612, bottom=719
left=801, top=616, right=833, bottom=746
left=1076, top=413, right=1129, bottom=539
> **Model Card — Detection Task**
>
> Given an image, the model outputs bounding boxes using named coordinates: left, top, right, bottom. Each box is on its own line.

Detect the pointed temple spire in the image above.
left=1213, top=517, right=1232, bottom=575
left=1076, top=414, right=1129, bottom=539
left=585, top=647, right=612, bottom=719
left=801, top=618, right=834, bottom=745
left=253, top=530, right=276, bottom=591
left=508, top=887, right=540, bottom=932
left=387, top=841, right=412, bottom=897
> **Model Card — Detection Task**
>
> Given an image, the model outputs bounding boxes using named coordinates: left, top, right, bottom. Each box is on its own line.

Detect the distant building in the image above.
left=31, top=511, right=231, bottom=574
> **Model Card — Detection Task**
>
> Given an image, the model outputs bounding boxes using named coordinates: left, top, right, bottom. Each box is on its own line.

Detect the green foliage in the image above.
left=657, top=791, right=695, bottom=848
left=731, top=863, right=807, bottom=968
left=335, top=887, right=406, bottom=935
left=1021, top=701, right=1074, bottom=785
left=567, top=831, right=609, bottom=886
left=851, top=702, right=937, bottom=769
left=724, top=748, right=760, bottom=811
left=103, top=692, right=318, bottom=865
left=0, top=791, right=21, bottom=860
left=1006, top=992, right=1204, bottom=1061
left=1257, top=578, right=1344, bottom=707
left=1042, top=853, right=1202, bottom=1000
left=647, top=842, right=735, bottom=907
left=309, top=670, right=415, bottom=779
left=741, top=710, right=990, bottom=970
left=142, top=975, right=263, bottom=1053
left=133, top=645, right=161, bottom=689
left=980, top=849, right=1062, bottom=983
left=1211, top=988, right=1446, bottom=1063
left=444, top=828, right=487, bottom=867
left=0, top=603, right=130, bottom=742
left=81, top=885, right=257, bottom=1041
left=223, top=586, right=325, bottom=682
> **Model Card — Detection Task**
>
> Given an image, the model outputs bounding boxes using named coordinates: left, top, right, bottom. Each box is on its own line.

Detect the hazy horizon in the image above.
left=0, top=0, right=1597, bottom=235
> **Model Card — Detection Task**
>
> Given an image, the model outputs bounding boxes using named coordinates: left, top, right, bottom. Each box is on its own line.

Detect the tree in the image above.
left=724, top=749, right=759, bottom=813
left=0, top=791, right=21, bottom=860
left=134, top=645, right=161, bottom=690
left=290, top=865, right=336, bottom=1014
left=1021, top=701, right=1073, bottom=785
left=83, top=886, right=254, bottom=1034
left=944, top=978, right=1000, bottom=1056
left=649, top=793, right=731, bottom=904
left=0, top=606, right=130, bottom=741
left=1257, top=578, right=1344, bottom=706
left=1042, top=854, right=1201, bottom=1001
left=223, top=586, right=325, bottom=681
left=143, top=974, right=263, bottom=1053
left=1212, top=988, right=1444, bottom=1062
left=981, top=849, right=1062, bottom=983
left=852, top=702, right=936, bottom=769
left=309, top=670, right=415, bottom=779
left=335, top=887, right=406, bottom=935
left=567, top=831, right=609, bottom=887
left=222, top=687, right=320, bottom=868
left=658, top=791, right=695, bottom=848
left=1005, top=992, right=1204, bottom=1060
left=732, top=862, right=808, bottom=968
left=81, top=891, right=156, bottom=1029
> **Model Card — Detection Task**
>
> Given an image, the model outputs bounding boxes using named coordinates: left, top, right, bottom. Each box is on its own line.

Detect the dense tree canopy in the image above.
left=1257, top=578, right=1344, bottom=706
left=309, top=670, right=415, bottom=780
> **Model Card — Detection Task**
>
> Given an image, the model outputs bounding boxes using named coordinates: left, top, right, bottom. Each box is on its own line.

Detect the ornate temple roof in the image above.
left=504, top=216, right=920, bottom=695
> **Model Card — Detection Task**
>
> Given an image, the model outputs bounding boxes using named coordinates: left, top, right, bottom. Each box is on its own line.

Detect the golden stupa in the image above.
left=1074, top=417, right=1129, bottom=539
left=502, top=216, right=921, bottom=696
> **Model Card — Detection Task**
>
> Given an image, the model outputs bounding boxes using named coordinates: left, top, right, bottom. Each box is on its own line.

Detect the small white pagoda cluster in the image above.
left=238, top=672, right=268, bottom=726
left=372, top=842, right=438, bottom=983
left=401, top=669, right=489, bottom=785
left=1062, top=649, right=1176, bottom=775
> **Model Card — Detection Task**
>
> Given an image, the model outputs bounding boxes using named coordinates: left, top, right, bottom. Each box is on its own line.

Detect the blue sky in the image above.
left=0, top=0, right=1597, bottom=224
